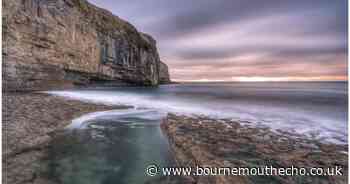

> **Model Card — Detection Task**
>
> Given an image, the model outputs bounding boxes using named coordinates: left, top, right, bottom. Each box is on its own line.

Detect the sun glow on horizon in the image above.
left=172, top=76, right=348, bottom=82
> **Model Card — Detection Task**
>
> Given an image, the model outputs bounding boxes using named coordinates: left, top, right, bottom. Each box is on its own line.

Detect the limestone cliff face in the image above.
left=3, top=0, right=170, bottom=91
left=159, top=61, right=171, bottom=84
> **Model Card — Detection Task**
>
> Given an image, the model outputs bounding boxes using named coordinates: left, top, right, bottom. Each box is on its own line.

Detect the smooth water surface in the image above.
left=42, top=110, right=177, bottom=184
left=47, top=82, right=348, bottom=144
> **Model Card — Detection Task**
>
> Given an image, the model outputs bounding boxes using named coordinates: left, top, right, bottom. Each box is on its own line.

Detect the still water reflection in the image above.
left=41, top=110, right=180, bottom=184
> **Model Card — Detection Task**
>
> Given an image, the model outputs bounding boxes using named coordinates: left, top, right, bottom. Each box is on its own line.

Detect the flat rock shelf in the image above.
left=3, top=92, right=117, bottom=184
left=161, top=114, right=348, bottom=184
left=3, top=92, right=348, bottom=184
left=3, top=93, right=189, bottom=184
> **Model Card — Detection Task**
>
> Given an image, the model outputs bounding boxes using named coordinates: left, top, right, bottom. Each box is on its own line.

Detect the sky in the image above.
left=88, top=0, right=348, bottom=82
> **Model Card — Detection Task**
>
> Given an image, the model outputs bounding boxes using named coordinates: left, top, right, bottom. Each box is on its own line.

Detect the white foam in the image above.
left=68, top=109, right=166, bottom=129
left=44, top=90, right=347, bottom=144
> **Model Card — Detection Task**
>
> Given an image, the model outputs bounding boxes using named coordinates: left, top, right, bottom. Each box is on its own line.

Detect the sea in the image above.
left=42, top=81, right=348, bottom=184
left=47, top=81, right=348, bottom=144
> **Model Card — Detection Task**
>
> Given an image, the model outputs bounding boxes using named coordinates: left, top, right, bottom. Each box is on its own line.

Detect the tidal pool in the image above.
left=40, top=109, right=182, bottom=184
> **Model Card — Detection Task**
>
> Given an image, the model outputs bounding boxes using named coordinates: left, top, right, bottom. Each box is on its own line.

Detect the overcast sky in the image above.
left=89, top=0, right=348, bottom=81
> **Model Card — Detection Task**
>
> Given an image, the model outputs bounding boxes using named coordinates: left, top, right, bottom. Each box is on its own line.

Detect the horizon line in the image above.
left=172, top=80, right=348, bottom=83
left=171, top=76, right=348, bottom=83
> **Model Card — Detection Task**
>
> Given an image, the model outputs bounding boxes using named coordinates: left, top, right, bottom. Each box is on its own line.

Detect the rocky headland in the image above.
left=161, top=114, right=348, bottom=184
left=3, top=0, right=170, bottom=91
left=2, top=0, right=172, bottom=183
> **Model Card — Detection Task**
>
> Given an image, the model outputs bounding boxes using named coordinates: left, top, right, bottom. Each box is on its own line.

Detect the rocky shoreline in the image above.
left=161, top=114, right=348, bottom=184
left=3, top=93, right=348, bottom=184
left=3, top=92, right=127, bottom=184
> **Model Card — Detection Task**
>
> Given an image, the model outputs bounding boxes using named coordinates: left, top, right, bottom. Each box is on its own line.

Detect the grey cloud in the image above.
left=89, top=0, right=347, bottom=39
left=88, top=0, right=348, bottom=81
left=175, top=44, right=347, bottom=61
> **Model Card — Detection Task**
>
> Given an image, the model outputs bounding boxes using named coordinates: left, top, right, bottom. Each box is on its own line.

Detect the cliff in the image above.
left=159, top=61, right=171, bottom=84
left=3, top=0, right=170, bottom=91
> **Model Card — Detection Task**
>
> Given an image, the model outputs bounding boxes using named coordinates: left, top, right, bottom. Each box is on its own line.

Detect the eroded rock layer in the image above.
left=162, top=114, right=348, bottom=184
left=3, top=0, right=170, bottom=91
left=159, top=61, right=171, bottom=84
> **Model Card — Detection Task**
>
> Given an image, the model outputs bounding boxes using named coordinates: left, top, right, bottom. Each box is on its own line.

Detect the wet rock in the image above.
left=162, top=114, right=348, bottom=184
left=3, top=92, right=117, bottom=184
